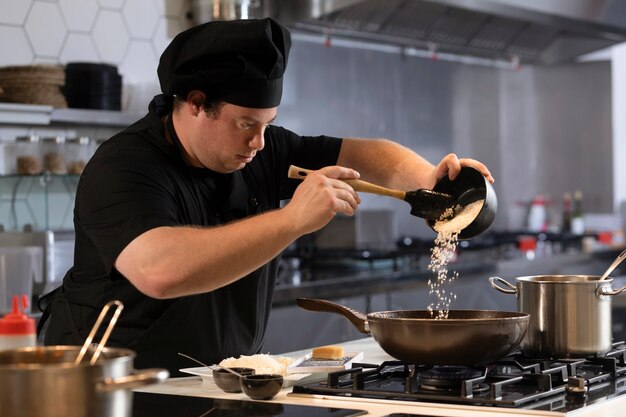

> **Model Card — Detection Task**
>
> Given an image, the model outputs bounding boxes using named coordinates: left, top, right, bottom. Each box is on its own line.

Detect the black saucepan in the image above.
left=297, top=298, right=529, bottom=365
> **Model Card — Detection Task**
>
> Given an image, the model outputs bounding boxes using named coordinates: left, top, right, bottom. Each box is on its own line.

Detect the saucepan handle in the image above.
left=96, top=368, right=169, bottom=393
left=296, top=298, right=370, bottom=334
left=597, top=285, right=626, bottom=297
left=489, top=276, right=518, bottom=295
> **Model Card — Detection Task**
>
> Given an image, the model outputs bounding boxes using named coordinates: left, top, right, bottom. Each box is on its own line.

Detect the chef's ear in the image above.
left=186, top=90, right=207, bottom=115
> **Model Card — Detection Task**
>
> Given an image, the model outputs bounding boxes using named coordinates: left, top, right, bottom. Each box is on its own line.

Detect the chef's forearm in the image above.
left=115, top=165, right=360, bottom=299
left=115, top=209, right=300, bottom=299
left=337, top=138, right=437, bottom=190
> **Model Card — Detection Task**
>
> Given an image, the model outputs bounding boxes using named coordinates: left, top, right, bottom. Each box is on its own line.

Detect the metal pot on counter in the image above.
left=1, top=301, right=167, bottom=417
left=0, top=345, right=168, bottom=417
left=490, top=275, right=626, bottom=357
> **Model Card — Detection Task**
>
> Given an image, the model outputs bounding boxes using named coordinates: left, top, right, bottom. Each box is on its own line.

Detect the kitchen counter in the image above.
left=136, top=337, right=626, bottom=417
left=272, top=247, right=626, bottom=306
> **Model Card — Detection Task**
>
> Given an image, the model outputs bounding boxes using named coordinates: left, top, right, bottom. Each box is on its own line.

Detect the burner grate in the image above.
left=292, top=342, right=626, bottom=410
left=295, top=362, right=566, bottom=407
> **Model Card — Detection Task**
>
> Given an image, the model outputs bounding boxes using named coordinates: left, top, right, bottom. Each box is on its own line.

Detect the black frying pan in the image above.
left=297, top=298, right=529, bottom=365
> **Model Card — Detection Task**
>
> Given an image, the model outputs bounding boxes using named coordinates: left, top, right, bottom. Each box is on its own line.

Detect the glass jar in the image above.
left=14, top=135, right=42, bottom=175
left=65, top=136, right=91, bottom=175
left=41, top=136, right=66, bottom=174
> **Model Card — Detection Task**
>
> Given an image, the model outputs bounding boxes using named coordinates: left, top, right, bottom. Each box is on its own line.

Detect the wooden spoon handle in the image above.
left=287, top=165, right=405, bottom=200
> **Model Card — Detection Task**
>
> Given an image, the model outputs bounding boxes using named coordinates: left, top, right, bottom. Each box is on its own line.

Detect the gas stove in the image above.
left=291, top=342, right=626, bottom=413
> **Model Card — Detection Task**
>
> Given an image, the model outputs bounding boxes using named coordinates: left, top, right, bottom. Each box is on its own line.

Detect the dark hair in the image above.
left=173, top=95, right=225, bottom=118
left=202, top=100, right=226, bottom=118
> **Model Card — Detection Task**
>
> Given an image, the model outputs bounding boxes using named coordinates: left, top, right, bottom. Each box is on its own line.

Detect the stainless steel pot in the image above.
left=0, top=345, right=168, bottom=417
left=490, top=275, right=626, bottom=357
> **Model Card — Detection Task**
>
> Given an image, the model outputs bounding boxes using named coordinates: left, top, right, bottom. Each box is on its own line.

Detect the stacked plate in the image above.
left=0, top=65, right=67, bottom=107
left=64, top=62, right=122, bottom=110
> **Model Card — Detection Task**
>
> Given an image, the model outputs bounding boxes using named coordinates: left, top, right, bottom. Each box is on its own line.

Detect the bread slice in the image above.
left=312, top=345, right=345, bottom=360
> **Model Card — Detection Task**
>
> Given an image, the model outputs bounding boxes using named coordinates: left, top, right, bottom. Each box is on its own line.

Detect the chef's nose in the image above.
left=249, top=127, right=265, bottom=150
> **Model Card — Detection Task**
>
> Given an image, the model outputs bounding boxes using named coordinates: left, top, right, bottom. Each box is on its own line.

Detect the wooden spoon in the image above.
left=288, top=165, right=455, bottom=221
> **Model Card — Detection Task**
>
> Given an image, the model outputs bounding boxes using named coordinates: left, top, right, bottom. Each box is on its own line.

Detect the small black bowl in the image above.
left=240, top=374, right=284, bottom=400
left=427, top=166, right=497, bottom=240
left=212, top=367, right=255, bottom=393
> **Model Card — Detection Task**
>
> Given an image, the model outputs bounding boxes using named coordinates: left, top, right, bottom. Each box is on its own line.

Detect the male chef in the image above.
left=41, top=17, right=493, bottom=375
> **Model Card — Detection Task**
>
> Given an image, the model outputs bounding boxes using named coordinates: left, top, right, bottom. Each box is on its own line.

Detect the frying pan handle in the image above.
left=287, top=165, right=405, bottom=200
left=489, top=277, right=518, bottom=295
left=296, top=298, right=370, bottom=334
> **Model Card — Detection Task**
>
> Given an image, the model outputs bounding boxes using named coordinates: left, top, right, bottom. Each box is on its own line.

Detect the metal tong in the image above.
left=74, top=300, right=124, bottom=366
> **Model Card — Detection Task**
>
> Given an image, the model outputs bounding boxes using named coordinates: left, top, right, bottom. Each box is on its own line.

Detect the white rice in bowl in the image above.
left=219, top=354, right=293, bottom=376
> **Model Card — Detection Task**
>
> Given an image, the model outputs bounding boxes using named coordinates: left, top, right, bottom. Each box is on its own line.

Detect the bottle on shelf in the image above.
left=562, top=192, right=572, bottom=233
left=527, top=194, right=548, bottom=232
left=571, top=190, right=585, bottom=235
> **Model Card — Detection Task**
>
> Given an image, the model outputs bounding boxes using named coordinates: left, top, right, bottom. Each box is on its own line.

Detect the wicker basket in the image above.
left=0, top=65, right=67, bottom=108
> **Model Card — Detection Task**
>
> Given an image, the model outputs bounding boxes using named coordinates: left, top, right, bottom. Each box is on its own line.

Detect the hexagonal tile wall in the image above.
left=0, top=26, right=34, bottom=65
left=25, top=2, right=68, bottom=57
left=0, top=0, right=32, bottom=25
left=92, top=9, right=130, bottom=64
left=123, top=0, right=159, bottom=39
left=0, top=0, right=192, bottom=111
left=59, top=0, right=99, bottom=32
left=60, top=33, right=99, bottom=63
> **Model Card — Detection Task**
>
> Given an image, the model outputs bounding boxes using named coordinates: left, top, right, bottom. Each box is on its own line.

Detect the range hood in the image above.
left=191, top=0, right=626, bottom=65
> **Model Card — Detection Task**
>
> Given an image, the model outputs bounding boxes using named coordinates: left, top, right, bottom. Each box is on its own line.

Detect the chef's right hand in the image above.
left=285, top=165, right=361, bottom=235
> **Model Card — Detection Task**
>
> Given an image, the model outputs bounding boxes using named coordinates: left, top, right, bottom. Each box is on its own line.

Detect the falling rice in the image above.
left=427, top=199, right=484, bottom=319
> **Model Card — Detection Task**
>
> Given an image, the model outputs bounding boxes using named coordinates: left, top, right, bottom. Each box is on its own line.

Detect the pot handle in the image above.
left=296, top=298, right=370, bottom=334
left=597, top=285, right=626, bottom=297
left=97, top=368, right=169, bottom=393
left=489, top=277, right=518, bottom=295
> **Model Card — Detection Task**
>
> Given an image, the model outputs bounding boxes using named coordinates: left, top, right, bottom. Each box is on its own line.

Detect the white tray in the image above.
left=179, top=367, right=315, bottom=387
left=287, top=351, right=364, bottom=374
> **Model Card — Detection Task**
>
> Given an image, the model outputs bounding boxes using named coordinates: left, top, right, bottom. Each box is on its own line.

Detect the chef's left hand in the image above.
left=432, top=153, right=494, bottom=185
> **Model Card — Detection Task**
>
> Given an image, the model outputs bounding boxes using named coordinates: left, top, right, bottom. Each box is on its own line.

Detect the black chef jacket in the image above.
left=43, top=99, right=342, bottom=375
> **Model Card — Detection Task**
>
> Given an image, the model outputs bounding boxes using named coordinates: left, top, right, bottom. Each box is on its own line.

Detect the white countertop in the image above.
left=137, top=338, right=626, bottom=417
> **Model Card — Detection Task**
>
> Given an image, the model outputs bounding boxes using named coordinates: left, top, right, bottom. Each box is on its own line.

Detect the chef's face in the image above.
left=189, top=101, right=277, bottom=173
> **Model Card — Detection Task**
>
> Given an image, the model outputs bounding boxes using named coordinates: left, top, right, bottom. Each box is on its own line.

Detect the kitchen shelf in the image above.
left=50, top=108, right=142, bottom=127
left=0, top=102, right=142, bottom=127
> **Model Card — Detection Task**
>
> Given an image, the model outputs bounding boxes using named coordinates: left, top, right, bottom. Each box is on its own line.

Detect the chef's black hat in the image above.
left=157, top=18, right=290, bottom=108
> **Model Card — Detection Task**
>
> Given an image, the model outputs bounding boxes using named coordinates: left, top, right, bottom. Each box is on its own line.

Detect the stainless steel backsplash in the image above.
left=278, top=36, right=612, bottom=240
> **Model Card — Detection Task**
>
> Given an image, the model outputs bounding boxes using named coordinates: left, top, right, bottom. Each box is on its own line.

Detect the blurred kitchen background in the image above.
left=1, top=0, right=626, bottom=351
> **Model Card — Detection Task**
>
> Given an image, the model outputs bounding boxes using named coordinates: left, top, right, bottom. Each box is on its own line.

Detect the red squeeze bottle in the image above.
left=0, top=294, right=37, bottom=350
